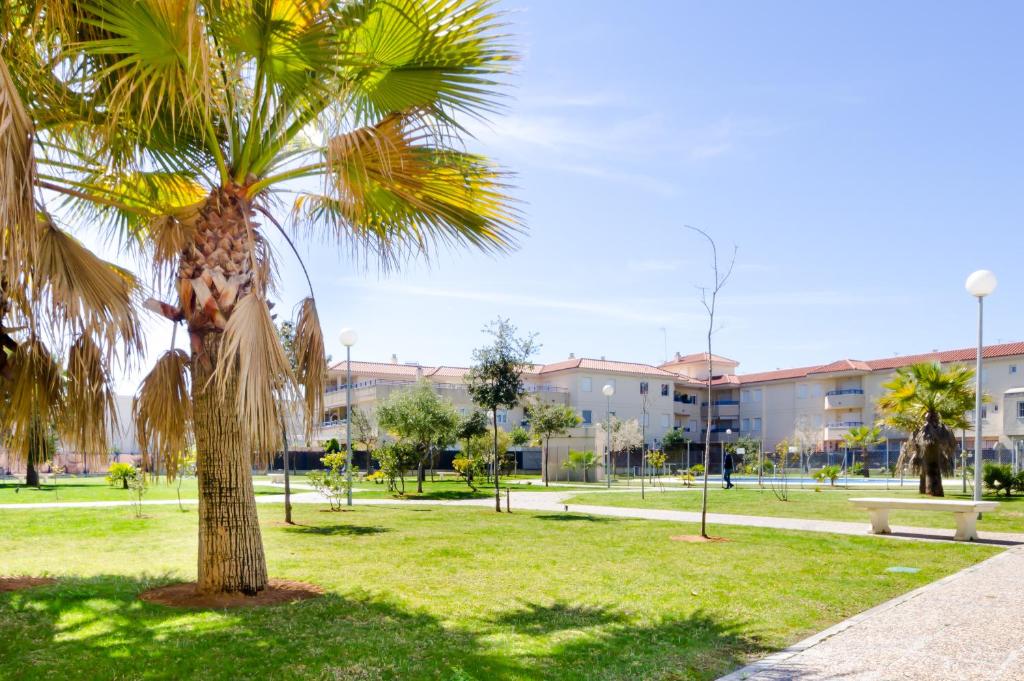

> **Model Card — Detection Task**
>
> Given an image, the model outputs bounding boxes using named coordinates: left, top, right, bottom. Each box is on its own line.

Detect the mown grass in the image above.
left=564, top=487, right=1024, bottom=534
left=0, top=502, right=999, bottom=680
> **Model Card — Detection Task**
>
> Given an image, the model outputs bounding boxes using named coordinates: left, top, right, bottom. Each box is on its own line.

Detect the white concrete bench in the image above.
left=849, top=497, right=998, bottom=541
left=269, top=473, right=285, bottom=484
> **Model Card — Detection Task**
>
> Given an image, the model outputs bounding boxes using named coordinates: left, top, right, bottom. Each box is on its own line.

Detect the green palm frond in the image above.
left=877, top=362, right=977, bottom=433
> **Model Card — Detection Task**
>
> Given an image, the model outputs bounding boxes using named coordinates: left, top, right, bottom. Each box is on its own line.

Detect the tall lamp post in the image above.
left=965, top=270, right=997, bottom=502
left=340, top=328, right=358, bottom=507
left=603, top=384, right=615, bottom=488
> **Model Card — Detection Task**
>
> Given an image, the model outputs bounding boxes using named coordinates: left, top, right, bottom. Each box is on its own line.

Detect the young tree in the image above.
left=662, top=429, right=692, bottom=470
left=2, top=0, right=519, bottom=596
left=686, top=227, right=737, bottom=538
left=465, top=428, right=512, bottom=481
left=377, top=382, right=458, bottom=494
left=878, top=363, right=977, bottom=496
left=527, top=398, right=580, bottom=486
left=349, top=406, right=379, bottom=474
left=595, top=416, right=643, bottom=479
left=456, top=410, right=490, bottom=487
left=372, top=442, right=419, bottom=494
left=466, top=319, right=538, bottom=512
left=509, top=426, right=529, bottom=475
left=842, top=425, right=884, bottom=478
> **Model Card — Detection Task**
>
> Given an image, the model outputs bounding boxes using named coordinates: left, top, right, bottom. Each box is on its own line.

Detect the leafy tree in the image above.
left=661, top=429, right=690, bottom=452
left=372, top=442, right=419, bottom=494
left=563, top=450, right=599, bottom=483
left=466, top=318, right=537, bottom=512
left=465, top=428, right=513, bottom=478
left=349, top=406, right=379, bottom=473
left=307, top=452, right=355, bottom=511
left=878, top=363, right=977, bottom=497
left=647, top=449, right=668, bottom=484
left=842, top=425, right=884, bottom=477
left=455, top=410, right=490, bottom=488
left=596, top=417, right=644, bottom=460
left=106, top=462, right=138, bottom=490
left=526, top=398, right=580, bottom=486
left=377, top=382, right=458, bottom=494
left=1, top=0, right=519, bottom=596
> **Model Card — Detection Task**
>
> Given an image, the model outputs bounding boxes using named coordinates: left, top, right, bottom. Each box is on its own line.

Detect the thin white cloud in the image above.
left=342, top=279, right=700, bottom=326
left=626, top=258, right=686, bottom=273
left=551, top=162, right=677, bottom=197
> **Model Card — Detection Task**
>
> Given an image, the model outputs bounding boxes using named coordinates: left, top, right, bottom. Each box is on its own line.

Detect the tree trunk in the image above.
left=417, top=458, right=425, bottom=494
left=193, top=333, right=268, bottom=595
left=25, top=460, right=38, bottom=488
left=281, top=420, right=292, bottom=525
left=493, top=409, right=501, bottom=512
left=122, top=477, right=129, bottom=490
left=542, top=437, right=549, bottom=486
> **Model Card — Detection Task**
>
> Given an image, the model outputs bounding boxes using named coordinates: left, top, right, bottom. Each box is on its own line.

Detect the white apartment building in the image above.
left=318, top=342, right=1024, bottom=467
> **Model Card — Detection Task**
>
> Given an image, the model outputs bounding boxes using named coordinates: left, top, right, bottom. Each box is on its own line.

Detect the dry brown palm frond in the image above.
left=35, top=217, right=143, bottom=359
left=0, top=338, right=64, bottom=464
left=293, top=297, right=326, bottom=440
left=0, top=54, right=38, bottom=289
left=62, top=332, right=117, bottom=466
left=133, top=349, right=192, bottom=480
left=213, top=294, right=296, bottom=458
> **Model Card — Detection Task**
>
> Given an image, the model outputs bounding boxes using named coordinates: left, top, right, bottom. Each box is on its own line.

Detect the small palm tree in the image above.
left=564, top=449, right=598, bottom=484
left=877, top=363, right=977, bottom=497
left=842, top=425, right=884, bottom=477
left=2, top=0, right=518, bottom=595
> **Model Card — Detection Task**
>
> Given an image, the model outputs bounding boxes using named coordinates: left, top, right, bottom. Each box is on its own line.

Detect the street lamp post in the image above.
left=966, top=270, right=997, bottom=502
left=340, top=328, right=358, bottom=507
left=603, top=384, right=615, bottom=488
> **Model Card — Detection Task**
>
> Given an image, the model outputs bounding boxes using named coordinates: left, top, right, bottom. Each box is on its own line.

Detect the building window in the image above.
left=580, top=377, right=592, bottom=392
left=581, top=410, right=592, bottom=425
left=811, top=385, right=821, bottom=398
left=661, top=384, right=669, bottom=396
left=496, top=410, right=507, bottom=425
left=640, top=381, right=649, bottom=395
left=753, top=417, right=762, bottom=432
left=661, top=414, right=670, bottom=428
left=740, top=390, right=749, bottom=403
left=741, top=418, right=750, bottom=431
left=797, top=384, right=808, bottom=399
left=753, top=388, right=762, bottom=402
left=1018, top=402, right=1024, bottom=418
left=1011, top=365, right=1018, bottom=374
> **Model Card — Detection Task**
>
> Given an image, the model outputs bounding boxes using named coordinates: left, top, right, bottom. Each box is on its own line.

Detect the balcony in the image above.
left=701, top=400, right=739, bottom=419
left=824, top=389, right=865, bottom=410
left=315, top=419, right=349, bottom=439
left=824, top=421, right=864, bottom=440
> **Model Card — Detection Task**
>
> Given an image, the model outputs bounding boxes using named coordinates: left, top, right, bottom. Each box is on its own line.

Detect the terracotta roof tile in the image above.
left=328, top=360, right=431, bottom=376
left=660, top=352, right=739, bottom=367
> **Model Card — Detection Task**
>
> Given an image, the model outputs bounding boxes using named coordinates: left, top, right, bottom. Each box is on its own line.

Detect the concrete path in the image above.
left=2, top=488, right=1022, bottom=546
left=720, top=546, right=1024, bottom=680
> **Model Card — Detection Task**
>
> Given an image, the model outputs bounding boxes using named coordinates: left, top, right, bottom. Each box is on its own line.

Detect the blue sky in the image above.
left=112, top=1, right=1024, bottom=389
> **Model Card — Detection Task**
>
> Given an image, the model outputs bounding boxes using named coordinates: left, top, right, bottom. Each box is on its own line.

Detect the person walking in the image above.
left=723, top=451, right=735, bottom=489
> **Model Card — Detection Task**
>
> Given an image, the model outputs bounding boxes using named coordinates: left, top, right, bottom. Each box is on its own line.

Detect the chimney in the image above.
left=390, top=354, right=398, bottom=364
left=600, top=355, right=606, bottom=361
left=675, top=351, right=682, bottom=361
left=568, top=352, right=575, bottom=359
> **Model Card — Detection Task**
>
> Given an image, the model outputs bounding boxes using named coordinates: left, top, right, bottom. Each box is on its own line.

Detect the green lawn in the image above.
left=0, top=477, right=282, bottom=504
left=0, top=502, right=999, bottom=680
left=565, top=487, right=1024, bottom=534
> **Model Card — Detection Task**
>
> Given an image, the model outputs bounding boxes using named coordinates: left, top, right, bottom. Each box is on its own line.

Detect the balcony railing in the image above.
left=325, top=378, right=568, bottom=395
left=673, top=395, right=698, bottom=404
left=701, top=400, right=739, bottom=406
left=826, top=421, right=864, bottom=428
left=826, top=389, right=864, bottom=396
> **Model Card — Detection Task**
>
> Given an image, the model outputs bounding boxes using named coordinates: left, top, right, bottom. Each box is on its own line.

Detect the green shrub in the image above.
left=689, top=464, right=705, bottom=477
left=848, top=462, right=863, bottom=476
left=106, top=462, right=138, bottom=489
left=983, top=463, right=1015, bottom=497
left=813, top=465, right=842, bottom=486
left=308, top=452, right=355, bottom=510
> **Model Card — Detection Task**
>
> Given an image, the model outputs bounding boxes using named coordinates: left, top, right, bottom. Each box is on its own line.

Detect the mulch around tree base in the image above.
left=669, top=535, right=731, bottom=543
left=140, top=579, right=324, bottom=609
left=0, top=577, right=57, bottom=592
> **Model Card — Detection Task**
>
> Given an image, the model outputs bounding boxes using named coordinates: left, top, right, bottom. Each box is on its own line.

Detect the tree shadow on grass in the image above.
left=533, top=513, right=613, bottom=523
left=0, top=575, right=521, bottom=681
left=391, top=490, right=489, bottom=501
left=528, top=609, right=770, bottom=680
left=492, top=601, right=627, bottom=634
left=283, top=523, right=389, bottom=536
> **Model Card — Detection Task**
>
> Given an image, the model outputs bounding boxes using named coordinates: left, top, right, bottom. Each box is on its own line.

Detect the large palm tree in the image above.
left=1, top=0, right=518, bottom=595
left=841, top=424, right=883, bottom=477
left=877, top=363, right=977, bottom=497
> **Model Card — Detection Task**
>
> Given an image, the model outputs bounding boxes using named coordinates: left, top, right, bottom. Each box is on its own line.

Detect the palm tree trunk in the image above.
left=25, top=460, right=38, bottom=487
left=280, top=419, right=292, bottom=525
left=193, top=333, right=268, bottom=595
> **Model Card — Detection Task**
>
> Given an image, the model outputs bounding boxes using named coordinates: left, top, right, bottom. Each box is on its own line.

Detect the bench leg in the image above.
left=868, top=509, right=891, bottom=534
left=954, top=512, right=979, bottom=541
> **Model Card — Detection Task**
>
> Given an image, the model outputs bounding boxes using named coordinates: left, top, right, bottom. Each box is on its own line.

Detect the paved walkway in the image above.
left=720, top=545, right=1024, bottom=680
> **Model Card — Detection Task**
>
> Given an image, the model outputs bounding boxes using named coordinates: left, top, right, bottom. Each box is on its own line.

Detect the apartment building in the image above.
left=317, top=342, right=1024, bottom=466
